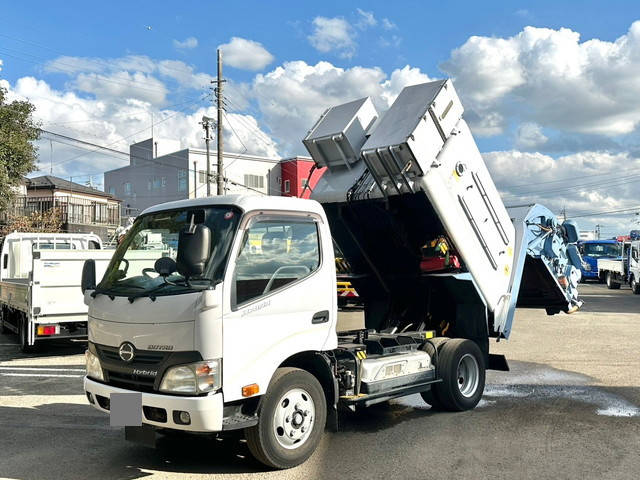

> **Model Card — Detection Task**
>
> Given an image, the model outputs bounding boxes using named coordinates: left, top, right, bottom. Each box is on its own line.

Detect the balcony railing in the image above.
left=1, top=196, right=120, bottom=226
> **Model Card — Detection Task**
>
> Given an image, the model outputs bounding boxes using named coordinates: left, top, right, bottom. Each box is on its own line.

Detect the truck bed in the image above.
left=597, top=259, right=625, bottom=275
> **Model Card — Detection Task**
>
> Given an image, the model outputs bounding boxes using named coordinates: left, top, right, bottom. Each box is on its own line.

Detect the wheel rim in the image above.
left=272, top=387, right=315, bottom=450
left=456, top=354, right=480, bottom=398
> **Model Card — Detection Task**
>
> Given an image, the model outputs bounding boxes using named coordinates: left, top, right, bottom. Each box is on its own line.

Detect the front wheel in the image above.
left=430, top=339, right=485, bottom=411
left=245, top=368, right=326, bottom=469
left=632, top=277, right=640, bottom=294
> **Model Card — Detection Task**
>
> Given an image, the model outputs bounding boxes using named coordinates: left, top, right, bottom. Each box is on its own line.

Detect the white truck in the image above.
left=0, top=232, right=113, bottom=351
left=597, top=241, right=640, bottom=292
left=82, top=80, right=582, bottom=469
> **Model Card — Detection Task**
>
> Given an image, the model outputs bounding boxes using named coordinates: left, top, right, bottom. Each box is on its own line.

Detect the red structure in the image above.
left=279, top=157, right=326, bottom=199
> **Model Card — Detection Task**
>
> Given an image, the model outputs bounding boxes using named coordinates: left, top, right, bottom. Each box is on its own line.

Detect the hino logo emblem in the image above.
left=118, top=342, right=136, bottom=362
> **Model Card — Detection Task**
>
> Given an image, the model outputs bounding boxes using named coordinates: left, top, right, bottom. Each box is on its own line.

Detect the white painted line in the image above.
left=1, top=373, right=83, bottom=378
left=0, top=366, right=85, bottom=372
left=0, top=343, right=20, bottom=346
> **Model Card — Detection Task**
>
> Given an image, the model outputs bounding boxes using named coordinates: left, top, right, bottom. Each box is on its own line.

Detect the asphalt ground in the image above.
left=1, top=282, right=639, bottom=480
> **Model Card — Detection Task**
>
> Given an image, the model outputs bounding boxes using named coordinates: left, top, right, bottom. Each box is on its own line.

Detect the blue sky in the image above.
left=2, top=0, right=640, bottom=234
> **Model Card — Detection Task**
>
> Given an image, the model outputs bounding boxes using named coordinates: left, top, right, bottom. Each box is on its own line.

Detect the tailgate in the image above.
left=31, top=249, right=113, bottom=319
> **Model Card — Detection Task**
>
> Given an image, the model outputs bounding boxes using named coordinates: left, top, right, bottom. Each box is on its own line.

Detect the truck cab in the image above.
left=579, top=239, right=622, bottom=281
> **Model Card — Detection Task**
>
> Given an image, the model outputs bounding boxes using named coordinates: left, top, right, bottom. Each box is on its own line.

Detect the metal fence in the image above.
left=1, top=196, right=120, bottom=227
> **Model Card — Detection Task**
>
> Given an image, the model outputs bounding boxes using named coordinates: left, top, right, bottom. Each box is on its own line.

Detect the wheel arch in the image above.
left=278, top=351, right=338, bottom=430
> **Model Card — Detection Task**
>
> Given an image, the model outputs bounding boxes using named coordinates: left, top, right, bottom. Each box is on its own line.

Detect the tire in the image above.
left=632, top=277, right=640, bottom=295
left=431, top=339, right=485, bottom=412
left=0, top=307, right=8, bottom=334
left=245, top=368, right=326, bottom=469
left=19, top=317, right=37, bottom=353
left=419, top=337, right=449, bottom=409
left=606, top=272, right=621, bottom=290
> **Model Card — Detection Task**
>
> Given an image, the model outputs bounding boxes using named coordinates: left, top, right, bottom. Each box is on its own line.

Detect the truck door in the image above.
left=221, top=212, right=335, bottom=402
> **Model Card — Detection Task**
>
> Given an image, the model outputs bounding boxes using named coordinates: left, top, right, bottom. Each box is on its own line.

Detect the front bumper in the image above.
left=84, top=377, right=224, bottom=432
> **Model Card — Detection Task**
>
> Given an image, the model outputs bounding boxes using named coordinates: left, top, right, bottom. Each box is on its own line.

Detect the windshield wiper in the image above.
left=126, top=280, right=190, bottom=303
left=91, top=284, right=146, bottom=300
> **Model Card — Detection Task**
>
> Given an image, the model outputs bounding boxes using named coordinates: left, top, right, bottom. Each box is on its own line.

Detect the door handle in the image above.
left=312, top=310, right=329, bottom=324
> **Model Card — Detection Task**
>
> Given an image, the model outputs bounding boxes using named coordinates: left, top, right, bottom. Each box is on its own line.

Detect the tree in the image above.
left=0, top=86, right=40, bottom=210
left=0, top=208, right=64, bottom=237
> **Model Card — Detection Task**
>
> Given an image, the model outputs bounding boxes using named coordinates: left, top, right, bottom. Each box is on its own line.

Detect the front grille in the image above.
left=98, top=345, right=167, bottom=365
left=91, top=342, right=202, bottom=395
left=107, top=371, right=156, bottom=393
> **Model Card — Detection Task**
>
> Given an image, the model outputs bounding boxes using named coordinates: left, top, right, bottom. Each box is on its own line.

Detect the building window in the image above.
left=123, top=182, right=131, bottom=196
left=284, top=179, right=290, bottom=193
left=301, top=178, right=308, bottom=188
left=199, top=170, right=206, bottom=184
left=244, top=174, right=265, bottom=189
left=153, top=178, right=161, bottom=189
left=178, top=169, right=187, bottom=192
left=147, top=180, right=152, bottom=191
left=108, top=186, right=115, bottom=195
left=161, top=176, right=167, bottom=187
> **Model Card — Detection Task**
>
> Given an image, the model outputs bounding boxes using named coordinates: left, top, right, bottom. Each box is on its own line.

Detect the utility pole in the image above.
left=216, top=49, right=225, bottom=195
left=201, top=117, right=212, bottom=196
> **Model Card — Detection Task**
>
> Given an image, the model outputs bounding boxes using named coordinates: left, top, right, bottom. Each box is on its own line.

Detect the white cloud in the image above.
left=252, top=60, right=433, bottom=153
left=356, top=9, right=377, bottom=30
left=308, top=17, right=356, bottom=59
left=442, top=22, right=640, bottom=137
left=218, top=37, right=274, bottom=71
left=73, top=71, right=168, bottom=105
left=381, top=18, right=396, bottom=30
left=515, top=122, right=548, bottom=149
left=484, top=149, right=640, bottom=231
left=173, top=37, right=198, bottom=49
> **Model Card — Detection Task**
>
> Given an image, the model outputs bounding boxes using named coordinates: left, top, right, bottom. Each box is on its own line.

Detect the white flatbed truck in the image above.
left=0, top=232, right=113, bottom=351
left=82, top=80, right=582, bottom=469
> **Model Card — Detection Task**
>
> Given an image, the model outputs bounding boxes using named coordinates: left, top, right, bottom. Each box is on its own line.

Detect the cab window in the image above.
left=234, top=217, right=320, bottom=306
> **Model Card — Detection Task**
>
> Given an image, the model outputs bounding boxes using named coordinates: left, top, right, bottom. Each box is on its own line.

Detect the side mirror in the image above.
left=154, top=256, right=177, bottom=277
left=177, top=224, right=211, bottom=278
left=81, top=259, right=96, bottom=293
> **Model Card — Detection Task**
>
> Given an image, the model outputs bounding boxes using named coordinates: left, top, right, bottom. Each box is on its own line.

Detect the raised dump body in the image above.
left=305, top=79, right=581, bottom=340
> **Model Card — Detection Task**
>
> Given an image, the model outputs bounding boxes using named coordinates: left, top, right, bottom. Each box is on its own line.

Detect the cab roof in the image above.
left=140, top=194, right=326, bottom=218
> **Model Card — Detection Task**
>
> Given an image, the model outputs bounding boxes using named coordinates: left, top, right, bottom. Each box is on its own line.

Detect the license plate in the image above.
left=110, top=392, right=142, bottom=427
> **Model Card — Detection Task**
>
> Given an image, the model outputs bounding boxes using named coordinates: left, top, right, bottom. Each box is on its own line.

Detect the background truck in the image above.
left=0, top=232, right=113, bottom=351
left=597, top=241, right=640, bottom=292
left=578, top=239, right=621, bottom=282
left=81, top=79, right=582, bottom=469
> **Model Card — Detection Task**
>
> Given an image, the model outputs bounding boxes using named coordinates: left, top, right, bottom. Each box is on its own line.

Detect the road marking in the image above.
left=0, top=343, right=20, bottom=346
left=1, top=373, right=83, bottom=378
left=0, top=366, right=84, bottom=372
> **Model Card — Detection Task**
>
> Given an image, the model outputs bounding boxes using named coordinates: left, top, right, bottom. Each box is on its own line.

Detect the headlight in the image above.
left=85, top=350, right=104, bottom=381
left=159, top=359, right=221, bottom=395
left=582, top=262, right=591, bottom=271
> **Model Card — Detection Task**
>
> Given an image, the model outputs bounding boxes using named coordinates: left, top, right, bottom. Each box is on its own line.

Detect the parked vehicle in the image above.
left=0, top=232, right=113, bottom=351
left=82, top=80, right=582, bottom=469
left=597, top=241, right=640, bottom=292
left=578, top=239, right=622, bottom=282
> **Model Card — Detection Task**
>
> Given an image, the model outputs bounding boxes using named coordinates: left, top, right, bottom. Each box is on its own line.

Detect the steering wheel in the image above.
left=263, top=265, right=310, bottom=294
left=142, top=268, right=157, bottom=278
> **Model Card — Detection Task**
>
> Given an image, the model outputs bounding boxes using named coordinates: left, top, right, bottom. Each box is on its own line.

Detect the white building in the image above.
left=104, top=138, right=281, bottom=219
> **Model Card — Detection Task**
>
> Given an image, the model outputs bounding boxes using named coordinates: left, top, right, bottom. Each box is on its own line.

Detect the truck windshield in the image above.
left=98, top=206, right=241, bottom=297
left=582, top=243, right=621, bottom=258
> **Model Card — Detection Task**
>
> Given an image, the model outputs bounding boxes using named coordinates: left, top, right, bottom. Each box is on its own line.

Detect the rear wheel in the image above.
left=245, top=368, right=326, bottom=469
left=606, top=272, right=621, bottom=290
left=430, top=339, right=485, bottom=411
left=632, top=277, right=640, bottom=294
left=19, top=317, right=37, bottom=353
left=0, top=307, right=8, bottom=334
